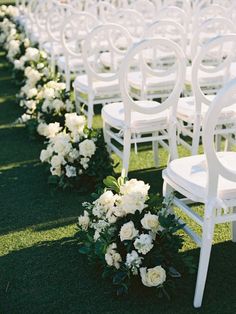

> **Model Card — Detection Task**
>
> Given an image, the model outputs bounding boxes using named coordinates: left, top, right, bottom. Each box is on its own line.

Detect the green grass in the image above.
left=0, top=49, right=236, bottom=314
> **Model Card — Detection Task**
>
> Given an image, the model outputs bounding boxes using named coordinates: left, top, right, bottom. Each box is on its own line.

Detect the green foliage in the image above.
left=76, top=176, right=194, bottom=297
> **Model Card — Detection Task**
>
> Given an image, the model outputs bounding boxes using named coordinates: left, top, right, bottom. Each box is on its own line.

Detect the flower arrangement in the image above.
left=36, top=80, right=74, bottom=127
left=40, top=113, right=114, bottom=191
left=77, top=176, right=193, bottom=297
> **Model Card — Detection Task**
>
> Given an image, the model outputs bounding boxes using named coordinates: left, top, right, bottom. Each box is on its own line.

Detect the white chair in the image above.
left=144, top=19, right=187, bottom=65
left=86, top=1, right=116, bottom=22
left=99, top=8, right=146, bottom=70
left=156, top=5, right=189, bottom=33
left=162, top=77, right=236, bottom=308
left=74, top=23, right=133, bottom=128
left=192, top=4, right=227, bottom=33
left=184, top=17, right=236, bottom=96
left=127, top=20, right=187, bottom=102
left=129, top=0, right=157, bottom=22
left=178, top=34, right=236, bottom=155
left=44, top=1, right=72, bottom=74
left=59, top=11, right=98, bottom=91
left=102, top=38, right=186, bottom=174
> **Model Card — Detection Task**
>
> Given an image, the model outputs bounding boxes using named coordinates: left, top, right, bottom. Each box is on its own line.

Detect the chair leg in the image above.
left=102, top=121, right=112, bottom=154
left=122, top=129, right=131, bottom=176
left=231, top=207, right=236, bottom=242
left=152, top=133, right=159, bottom=168
left=193, top=205, right=215, bottom=308
left=192, top=117, right=201, bottom=155
left=87, top=101, right=94, bottom=129
left=215, top=134, right=221, bottom=151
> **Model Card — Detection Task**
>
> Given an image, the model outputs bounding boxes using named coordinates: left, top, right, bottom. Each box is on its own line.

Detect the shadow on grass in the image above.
left=0, top=160, right=89, bottom=235
left=1, top=237, right=236, bottom=314
left=129, top=167, right=164, bottom=194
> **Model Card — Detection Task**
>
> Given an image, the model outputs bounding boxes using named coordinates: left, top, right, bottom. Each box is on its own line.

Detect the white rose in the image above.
left=105, top=243, right=122, bottom=269
left=78, top=210, right=90, bottom=231
left=51, top=155, right=65, bottom=168
left=140, top=266, right=166, bottom=287
left=25, top=47, right=40, bottom=62
left=24, top=38, right=30, bottom=48
left=53, top=134, right=71, bottom=156
left=37, top=123, right=47, bottom=137
left=68, top=148, right=80, bottom=161
left=50, top=166, right=61, bottom=176
left=79, top=139, right=96, bottom=158
left=37, top=63, right=45, bottom=70
left=14, top=59, right=24, bottom=70
left=65, top=113, right=86, bottom=134
left=27, top=87, right=38, bottom=99
left=43, top=88, right=55, bottom=100
left=141, top=212, right=160, bottom=232
left=40, top=147, right=53, bottom=163
left=25, top=100, right=36, bottom=111
left=120, top=221, right=139, bottom=242
left=120, top=179, right=150, bottom=197
left=38, top=122, right=62, bottom=139
left=52, top=99, right=65, bottom=113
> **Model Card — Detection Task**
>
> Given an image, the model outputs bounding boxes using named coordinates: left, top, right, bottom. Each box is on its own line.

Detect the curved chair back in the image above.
left=82, top=23, right=133, bottom=83
left=203, top=78, right=236, bottom=197
left=192, top=34, right=236, bottom=115
left=119, top=38, right=186, bottom=122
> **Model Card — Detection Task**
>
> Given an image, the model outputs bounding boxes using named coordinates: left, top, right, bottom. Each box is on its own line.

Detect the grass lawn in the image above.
left=0, top=43, right=236, bottom=314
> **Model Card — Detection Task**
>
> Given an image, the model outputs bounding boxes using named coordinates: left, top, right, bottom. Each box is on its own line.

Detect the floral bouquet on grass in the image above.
left=77, top=176, right=193, bottom=297
left=40, top=113, right=114, bottom=191
left=36, top=80, right=74, bottom=127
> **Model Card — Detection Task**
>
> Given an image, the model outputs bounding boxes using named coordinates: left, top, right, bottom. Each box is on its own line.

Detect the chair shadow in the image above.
left=129, top=167, right=164, bottom=194
left=0, top=237, right=235, bottom=314
left=0, top=160, right=90, bottom=236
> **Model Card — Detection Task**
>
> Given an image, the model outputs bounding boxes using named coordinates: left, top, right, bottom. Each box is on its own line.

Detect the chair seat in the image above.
left=177, top=95, right=236, bottom=122
left=57, top=56, right=83, bottom=73
left=165, top=152, right=236, bottom=200
left=102, top=101, right=169, bottom=132
left=128, top=71, right=176, bottom=97
left=185, top=66, right=224, bottom=94
left=73, top=73, right=120, bottom=101
left=230, top=62, right=236, bottom=78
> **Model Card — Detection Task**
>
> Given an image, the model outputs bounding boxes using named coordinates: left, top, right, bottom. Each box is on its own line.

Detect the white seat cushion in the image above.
left=73, top=73, right=120, bottom=100
left=102, top=101, right=169, bottom=132
left=230, top=62, right=236, bottom=79
left=185, top=65, right=224, bottom=93
left=166, top=152, right=236, bottom=200
left=57, top=56, right=83, bottom=73
left=177, top=95, right=236, bottom=122
left=128, top=71, right=175, bottom=97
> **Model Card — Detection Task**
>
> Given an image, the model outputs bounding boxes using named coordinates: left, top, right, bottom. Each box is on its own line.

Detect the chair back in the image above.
left=119, top=38, right=186, bottom=122
left=203, top=78, right=236, bottom=197
left=60, top=11, right=98, bottom=60
left=144, top=19, right=187, bottom=55
left=112, top=8, right=146, bottom=40
left=192, top=34, right=236, bottom=114
left=156, top=5, right=189, bottom=32
left=190, top=17, right=236, bottom=62
left=82, top=23, right=133, bottom=83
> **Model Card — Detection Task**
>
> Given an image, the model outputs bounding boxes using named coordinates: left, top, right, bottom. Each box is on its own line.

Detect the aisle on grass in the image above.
left=0, top=4, right=193, bottom=298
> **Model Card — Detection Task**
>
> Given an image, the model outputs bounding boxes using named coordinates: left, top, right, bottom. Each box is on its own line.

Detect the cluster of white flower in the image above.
left=105, top=243, right=122, bottom=270
left=78, top=176, right=167, bottom=288
left=40, top=113, right=97, bottom=179
left=37, top=81, right=73, bottom=115
left=90, top=179, right=150, bottom=229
